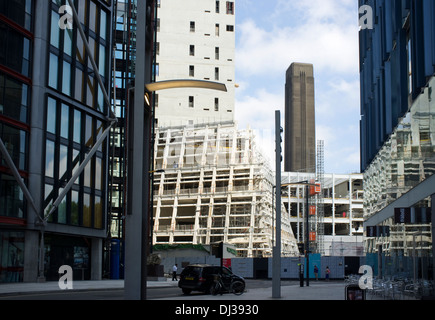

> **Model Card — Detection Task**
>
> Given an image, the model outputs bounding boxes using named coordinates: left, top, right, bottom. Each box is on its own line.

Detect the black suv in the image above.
left=178, top=264, right=245, bottom=295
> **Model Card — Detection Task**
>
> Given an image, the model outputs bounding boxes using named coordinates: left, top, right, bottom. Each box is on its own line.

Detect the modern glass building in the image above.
left=0, top=0, right=114, bottom=283
left=360, top=0, right=435, bottom=281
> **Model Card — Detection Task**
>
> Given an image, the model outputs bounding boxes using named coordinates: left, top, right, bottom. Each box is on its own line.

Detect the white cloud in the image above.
left=236, top=3, right=359, bottom=78
left=234, top=1, right=362, bottom=174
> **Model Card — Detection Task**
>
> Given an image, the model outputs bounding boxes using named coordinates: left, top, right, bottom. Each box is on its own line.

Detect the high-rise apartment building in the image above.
left=360, top=0, right=435, bottom=279
left=155, top=0, right=236, bottom=127
left=284, top=63, right=316, bottom=173
left=0, top=0, right=114, bottom=283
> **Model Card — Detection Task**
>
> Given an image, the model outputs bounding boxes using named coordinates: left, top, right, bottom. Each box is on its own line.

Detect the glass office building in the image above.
left=360, top=0, right=435, bottom=280
left=0, top=0, right=113, bottom=282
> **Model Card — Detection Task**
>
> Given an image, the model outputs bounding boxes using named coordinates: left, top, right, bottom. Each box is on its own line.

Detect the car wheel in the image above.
left=182, top=288, right=192, bottom=295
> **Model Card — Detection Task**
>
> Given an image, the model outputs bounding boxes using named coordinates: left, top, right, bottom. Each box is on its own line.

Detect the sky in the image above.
left=233, top=0, right=361, bottom=174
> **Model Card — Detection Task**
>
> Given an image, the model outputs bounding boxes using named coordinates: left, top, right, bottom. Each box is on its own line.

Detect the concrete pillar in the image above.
left=91, top=238, right=102, bottom=280
left=24, top=0, right=49, bottom=284
left=23, top=230, right=39, bottom=282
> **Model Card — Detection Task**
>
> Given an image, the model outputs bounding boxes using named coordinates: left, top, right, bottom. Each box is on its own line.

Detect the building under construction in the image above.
left=282, top=171, right=364, bottom=257
left=152, top=121, right=299, bottom=258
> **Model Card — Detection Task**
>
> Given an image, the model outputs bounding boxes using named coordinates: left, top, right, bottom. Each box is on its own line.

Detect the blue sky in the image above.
left=234, top=0, right=361, bottom=174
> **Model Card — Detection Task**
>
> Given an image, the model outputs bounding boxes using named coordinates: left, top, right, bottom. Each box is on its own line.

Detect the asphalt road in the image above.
left=0, top=279, right=294, bottom=301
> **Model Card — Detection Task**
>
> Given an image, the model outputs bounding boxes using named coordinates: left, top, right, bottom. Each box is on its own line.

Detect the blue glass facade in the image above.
left=360, top=0, right=435, bottom=171
left=360, top=1, right=435, bottom=280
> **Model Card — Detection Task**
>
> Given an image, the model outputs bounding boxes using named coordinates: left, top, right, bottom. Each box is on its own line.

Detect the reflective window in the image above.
left=60, top=103, right=69, bottom=139
left=364, top=77, right=435, bottom=218
left=64, top=29, right=73, bottom=57
left=94, top=196, right=102, bottom=229
left=47, top=97, right=57, bottom=134
left=50, top=11, right=60, bottom=48
left=0, top=231, right=25, bottom=283
left=73, top=110, right=81, bottom=143
left=0, top=0, right=32, bottom=31
left=59, top=144, right=68, bottom=181
left=45, top=140, right=55, bottom=178
left=100, top=10, right=107, bottom=40
left=49, top=53, right=58, bottom=89
left=0, top=72, right=29, bottom=124
left=0, top=174, right=25, bottom=219
left=0, top=124, right=27, bottom=171
left=62, top=61, right=71, bottom=96
left=58, top=187, right=67, bottom=224
left=83, top=193, right=91, bottom=227
left=0, top=22, right=32, bottom=77
left=71, top=190, right=79, bottom=225
left=95, top=157, right=102, bottom=190
left=49, top=0, right=109, bottom=112
left=74, top=68, right=84, bottom=102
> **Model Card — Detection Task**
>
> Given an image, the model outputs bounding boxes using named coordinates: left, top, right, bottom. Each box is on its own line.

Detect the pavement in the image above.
left=0, top=278, right=383, bottom=300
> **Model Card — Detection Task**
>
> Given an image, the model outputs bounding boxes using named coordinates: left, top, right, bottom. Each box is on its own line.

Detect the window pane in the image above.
left=0, top=174, right=24, bottom=218
left=73, top=109, right=81, bottom=143
left=100, top=10, right=107, bottom=40
left=94, top=196, right=102, bottom=229
left=59, top=144, right=68, bottom=180
left=47, top=98, right=57, bottom=134
left=58, top=188, right=67, bottom=224
left=83, top=193, right=91, bottom=227
left=19, top=130, right=26, bottom=170
left=44, top=184, right=53, bottom=221
left=87, top=37, right=96, bottom=70
left=63, top=29, right=73, bottom=56
left=60, top=103, right=69, bottom=139
left=84, top=154, right=91, bottom=188
left=99, top=44, right=106, bottom=76
left=62, top=61, right=71, bottom=95
left=20, top=82, right=28, bottom=123
left=86, top=76, right=95, bottom=107
left=89, top=1, right=97, bottom=32
left=2, top=76, right=28, bottom=123
left=96, top=120, right=103, bottom=151
left=49, top=53, right=58, bottom=89
left=85, top=115, right=93, bottom=147
left=97, top=85, right=104, bottom=112
left=95, top=156, right=102, bottom=190
left=1, top=124, right=27, bottom=171
left=76, top=35, right=85, bottom=65
left=50, top=11, right=60, bottom=48
left=75, top=68, right=84, bottom=102
left=71, top=190, right=79, bottom=226
left=45, top=140, right=55, bottom=178
left=72, top=148, right=80, bottom=185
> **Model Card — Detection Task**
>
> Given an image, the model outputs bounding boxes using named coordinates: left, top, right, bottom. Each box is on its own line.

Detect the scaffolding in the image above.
left=316, top=140, right=325, bottom=255
left=152, top=122, right=299, bottom=258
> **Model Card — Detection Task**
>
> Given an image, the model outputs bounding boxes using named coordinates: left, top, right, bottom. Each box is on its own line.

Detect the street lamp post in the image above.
left=125, top=75, right=226, bottom=300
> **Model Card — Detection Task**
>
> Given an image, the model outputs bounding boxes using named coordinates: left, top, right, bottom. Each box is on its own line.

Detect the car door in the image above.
left=220, top=266, right=233, bottom=289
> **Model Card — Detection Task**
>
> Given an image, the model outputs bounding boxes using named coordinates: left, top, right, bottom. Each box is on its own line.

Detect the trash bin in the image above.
left=110, top=239, right=121, bottom=280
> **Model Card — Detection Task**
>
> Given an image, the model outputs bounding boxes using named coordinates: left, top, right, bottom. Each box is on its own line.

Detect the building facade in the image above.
left=360, top=0, right=435, bottom=278
left=155, top=0, right=236, bottom=127
left=0, top=0, right=114, bottom=283
left=152, top=122, right=299, bottom=258
left=284, top=63, right=316, bottom=173
left=283, top=172, right=364, bottom=257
